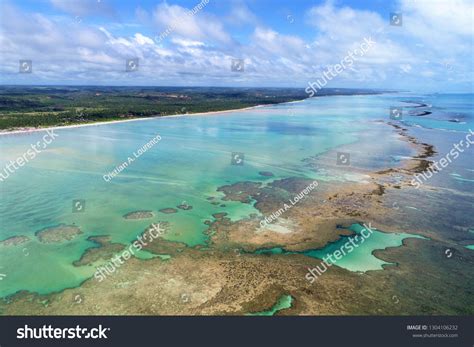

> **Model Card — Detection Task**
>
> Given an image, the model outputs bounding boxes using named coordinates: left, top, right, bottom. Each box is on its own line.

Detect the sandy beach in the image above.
left=0, top=101, right=307, bottom=136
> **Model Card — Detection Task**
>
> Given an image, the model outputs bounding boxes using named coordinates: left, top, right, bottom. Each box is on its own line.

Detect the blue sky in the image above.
left=0, top=0, right=472, bottom=92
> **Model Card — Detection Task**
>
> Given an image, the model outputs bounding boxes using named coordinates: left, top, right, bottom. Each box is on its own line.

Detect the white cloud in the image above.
left=171, top=38, right=206, bottom=47
left=307, top=1, right=385, bottom=41
left=303, top=0, right=473, bottom=89
left=152, top=2, right=232, bottom=45
left=226, top=1, right=258, bottom=26
left=134, top=33, right=155, bottom=45
left=252, top=27, right=306, bottom=56
left=400, top=0, right=473, bottom=55
left=0, top=0, right=471, bottom=91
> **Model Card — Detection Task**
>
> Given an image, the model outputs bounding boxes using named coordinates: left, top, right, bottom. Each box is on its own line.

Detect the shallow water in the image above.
left=247, top=295, right=293, bottom=316
left=0, top=93, right=472, bottom=297
left=255, top=223, right=427, bottom=272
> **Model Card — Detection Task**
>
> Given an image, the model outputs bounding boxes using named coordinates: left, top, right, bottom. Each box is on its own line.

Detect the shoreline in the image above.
left=0, top=100, right=308, bottom=136
left=0, top=112, right=442, bottom=306
left=0, top=93, right=387, bottom=136
left=1, top=93, right=473, bottom=315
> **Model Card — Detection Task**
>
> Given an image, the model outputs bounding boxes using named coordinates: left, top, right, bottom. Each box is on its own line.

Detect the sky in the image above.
left=0, top=0, right=472, bottom=92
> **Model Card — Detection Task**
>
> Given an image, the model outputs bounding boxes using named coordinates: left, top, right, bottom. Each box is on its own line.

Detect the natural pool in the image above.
left=0, top=93, right=472, bottom=297
left=247, top=295, right=293, bottom=316
left=255, top=223, right=427, bottom=272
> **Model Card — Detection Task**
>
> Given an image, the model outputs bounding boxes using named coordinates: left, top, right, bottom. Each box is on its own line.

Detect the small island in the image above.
left=123, top=210, right=154, bottom=220
left=159, top=208, right=178, bottom=214
left=35, top=225, right=82, bottom=243
left=0, top=235, right=30, bottom=247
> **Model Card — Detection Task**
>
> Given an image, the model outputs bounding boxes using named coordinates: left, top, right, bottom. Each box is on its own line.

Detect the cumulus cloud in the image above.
left=400, top=0, right=473, bottom=56
left=152, top=2, right=232, bottom=45
left=251, top=27, right=306, bottom=57
left=226, top=1, right=258, bottom=26
left=303, top=0, right=473, bottom=90
left=0, top=0, right=471, bottom=91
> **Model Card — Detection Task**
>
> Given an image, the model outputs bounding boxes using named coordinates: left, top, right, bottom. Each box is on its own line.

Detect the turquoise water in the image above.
left=255, top=223, right=427, bottom=272
left=386, top=93, right=474, bottom=190
left=0, top=93, right=472, bottom=297
left=247, top=295, right=293, bottom=316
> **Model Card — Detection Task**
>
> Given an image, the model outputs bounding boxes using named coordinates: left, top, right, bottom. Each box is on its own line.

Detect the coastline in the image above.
left=0, top=92, right=391, bottom=136
left=1, top=110, right=458, bottom=315
left=2, top=94, right=473, bottom=316
left=0, top=100, right=307, bottom=136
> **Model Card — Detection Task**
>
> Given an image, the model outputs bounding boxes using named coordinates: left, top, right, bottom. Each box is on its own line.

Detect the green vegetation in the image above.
left=0, top=86, right=381, bottom=130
